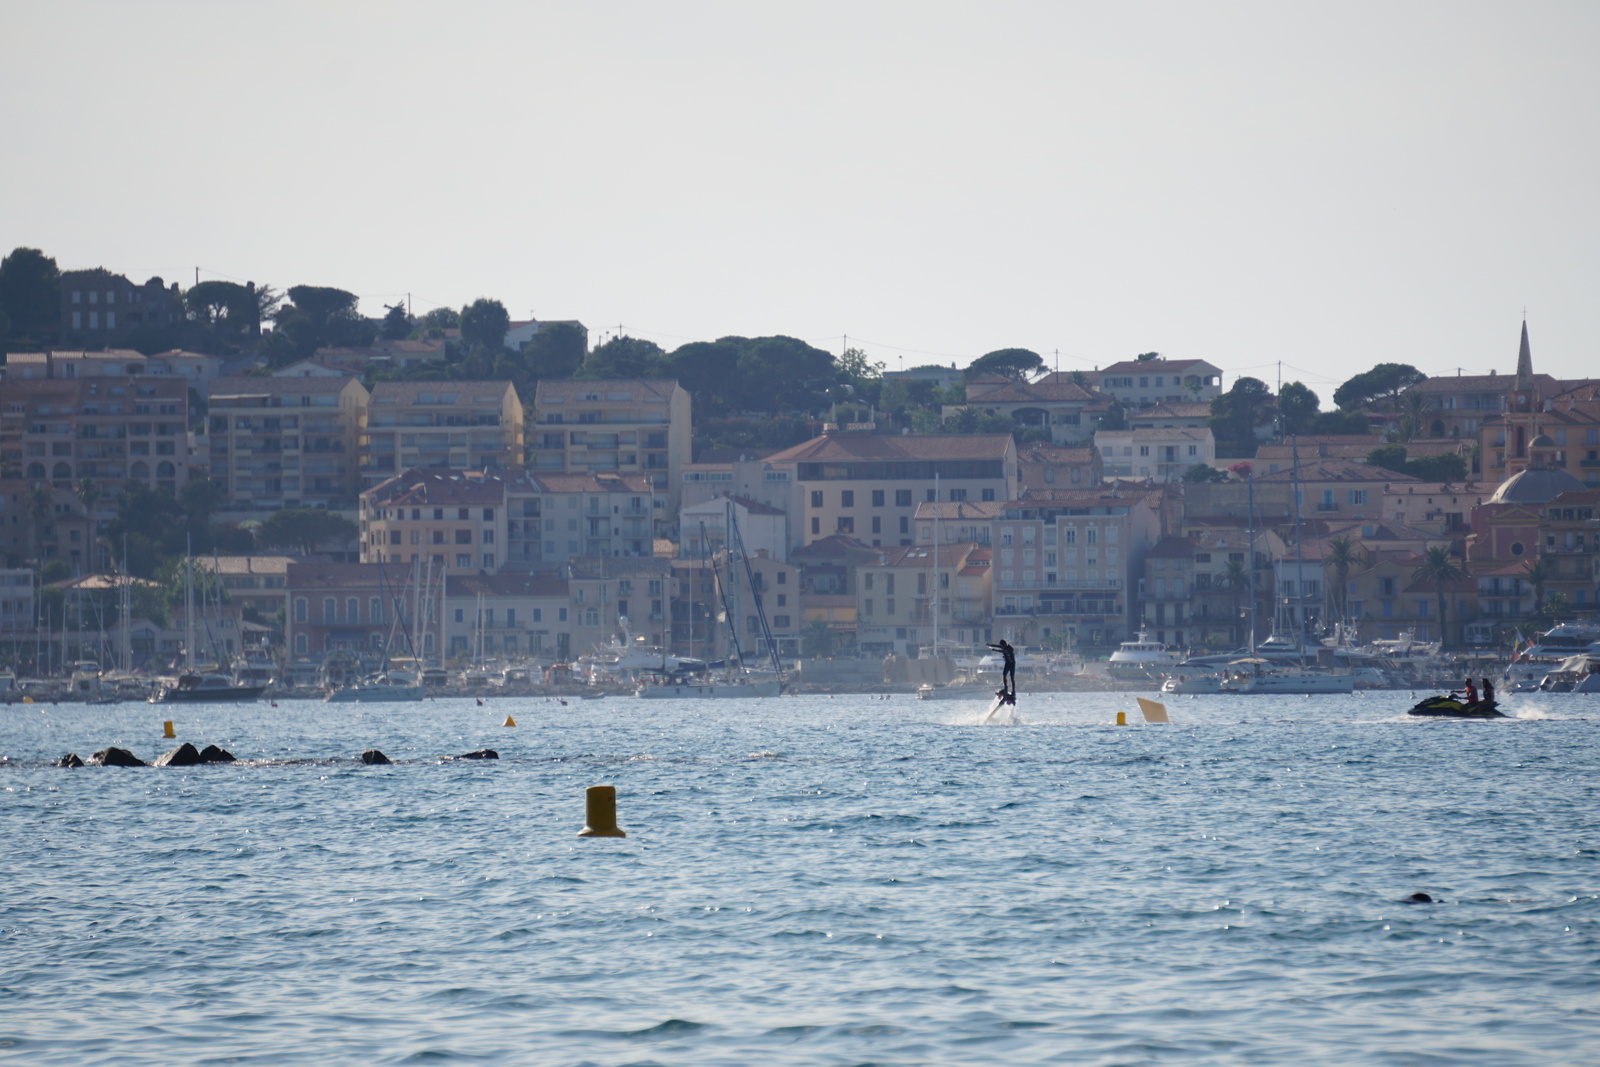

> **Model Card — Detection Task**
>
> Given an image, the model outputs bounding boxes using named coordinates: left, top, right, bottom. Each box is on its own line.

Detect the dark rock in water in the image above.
left=87, top=747, right=146, bottom=768
left=197, top=744, right=236, bottom=763
left=360, top=749, right=392, bottom=765
left=153, top=742, right=203, bottom=767
left=1405, top=891, right=1435, bottom=903
left=55, top=753, right=84, bottom=768
left=458, top=749, right=499, bottom=760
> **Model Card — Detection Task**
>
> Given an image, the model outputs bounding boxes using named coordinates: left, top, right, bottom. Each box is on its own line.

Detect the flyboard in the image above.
left=980, top=687, right=1021, bottom=725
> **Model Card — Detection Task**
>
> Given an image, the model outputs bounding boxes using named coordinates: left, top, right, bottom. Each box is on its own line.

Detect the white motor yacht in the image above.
left=1107, top=630, right=1182, bottom=679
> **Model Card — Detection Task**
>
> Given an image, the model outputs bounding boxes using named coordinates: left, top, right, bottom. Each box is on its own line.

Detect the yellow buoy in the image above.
left=578, top=784, right=626, bottom=838
left=22, top=695, right=33, bottom=704
left=503, top=715, right=516, bottom=727
left=1115, top=711, right=1127, bottom=725
left=162, top=720, right=176, bottom=738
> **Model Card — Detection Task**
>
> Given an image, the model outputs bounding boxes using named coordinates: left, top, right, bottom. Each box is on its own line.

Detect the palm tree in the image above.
left=1411, top=546, right=1467, bottom=649
left=1391, top=390, right=1430, bottom=442
left=1220, top=558, right=1248, bottom=643
left=1325, top=537, right=1362, bottom=622
left=1521, top=558, right=1550, bottom=616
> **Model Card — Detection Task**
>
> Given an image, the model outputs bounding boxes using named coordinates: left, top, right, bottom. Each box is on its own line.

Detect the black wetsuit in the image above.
left=988, top=640, right=1016, bottom=696
left=1481, top=678, right=1495, bottom=704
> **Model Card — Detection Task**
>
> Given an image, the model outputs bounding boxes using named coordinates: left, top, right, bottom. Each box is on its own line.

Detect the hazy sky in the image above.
left=4, top=1, right=1597, bottom=393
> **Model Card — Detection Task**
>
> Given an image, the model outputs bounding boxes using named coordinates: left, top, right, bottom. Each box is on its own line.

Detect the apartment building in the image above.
left=517, top=472, right=656, bottom=566
left=0, top=376, right=189, bottom=500
left=855, top=541, right=992, bottom=657
left=442, top=572, right=572, bottom=661
left=361, top=380, right=522, bottom=488
left=791, top=534, right=877, bottom=650
left=953, top=374, right=1105, bottom=445
left=1138, top=535, right=1199, bottom=648
left=679, top=495, right=788, bottom=562
left=528, top=379, right=691, bottom=517
left=0, top=567, right=36, bottom=643
left=58, top=269, right=184, bottom=341
left=1095, top=427, right=1215, bottom=481
left=1381, top=482, right=1490, bottom=536
left=195, top=555, right=298, bottom=620
left=5, top=348, right=223, bottom=386
left=284, top=560, right=421, bottom=661
left=207, top=376, right=368, bottom=513
left=987, top=487, right=1163, bottom=652
left=1090, top=358, right=1223, bottom=409
left=360, top=470, right=507, bottom=576
left=760, top=432, right=1018, bottom=552
left=566, top=556, right=675, bottom=653
left=1253, top=459, right=1411, bottom=522
left=1017, top=441, right=1103, bottom=492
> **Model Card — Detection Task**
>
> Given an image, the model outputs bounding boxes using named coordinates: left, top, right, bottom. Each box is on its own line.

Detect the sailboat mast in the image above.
left=120, top=535, right=131, bottom=674
left=184, top=535, right=195, bottom=673
left=1289, top=433, right=1307, bottom=666
left=931, top=472, right=939, bottom=660
left=1245, top=471, right=1257, bottom=655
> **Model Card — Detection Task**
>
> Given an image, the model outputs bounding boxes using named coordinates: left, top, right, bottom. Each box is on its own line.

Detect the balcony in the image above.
left=996, top=577, right=1121, bottom=591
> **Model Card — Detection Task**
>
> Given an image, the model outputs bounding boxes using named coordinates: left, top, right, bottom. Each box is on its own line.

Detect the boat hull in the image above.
left=637, top=681, right=782, bottom=698
left=1232, top=674, right=1355, bottom=694
left=152, top=684, right=266, bottom=703
left=1407, top=696, right=1506, bottom=719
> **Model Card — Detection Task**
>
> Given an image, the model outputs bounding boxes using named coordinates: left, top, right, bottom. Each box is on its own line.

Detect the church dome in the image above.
left=1488, top=466, right=1585, bottom=505
left=1529, top=433, right=1556, bottom=449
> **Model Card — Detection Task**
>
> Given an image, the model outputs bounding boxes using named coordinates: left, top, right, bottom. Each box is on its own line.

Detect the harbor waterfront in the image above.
left=3, top=692, right=1598, bottom=1066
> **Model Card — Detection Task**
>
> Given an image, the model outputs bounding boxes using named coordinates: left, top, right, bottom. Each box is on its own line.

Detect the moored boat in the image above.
left=151, top=673, right=266, bottom=703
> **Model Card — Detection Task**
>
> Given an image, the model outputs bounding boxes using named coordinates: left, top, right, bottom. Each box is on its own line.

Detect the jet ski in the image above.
left=1406, top=695, right=1507, bottom=719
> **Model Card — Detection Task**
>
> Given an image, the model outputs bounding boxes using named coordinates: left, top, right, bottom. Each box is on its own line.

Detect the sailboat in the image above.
left=637, top=504, right=784, bottom=698
left=325, top=560, right=427, bottom=702
left=152, top=545, right=266, bottom=703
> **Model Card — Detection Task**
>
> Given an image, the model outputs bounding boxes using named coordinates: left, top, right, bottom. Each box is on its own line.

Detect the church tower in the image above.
left=1503, top=319, right=1544, bottom=476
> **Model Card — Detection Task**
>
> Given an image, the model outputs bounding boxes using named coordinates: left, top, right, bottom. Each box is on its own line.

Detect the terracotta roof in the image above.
left=196, top=555, right=299, bottom=575
left=1254, top=459, right=1418, bottom=483
left=286, top=561, right=414, bottom=589
left=1018, top=442, right=1097, bottom=463
left=1095, top=357, right=1221, bottom=376
left=913, top=501, right=1005, bottom=521
left=790, top=534, right=874, bottom=558
left=531, top=472, right=654, bottom=495
left=764, top=433, right=1014, bottom=464
left=366, top=470, right=508, bottom=506
left=964, top=379, right=1099, bottom=403
left=863, top=542, right=982, bottom=568
left=1409, top=373, right=1562, bottom=393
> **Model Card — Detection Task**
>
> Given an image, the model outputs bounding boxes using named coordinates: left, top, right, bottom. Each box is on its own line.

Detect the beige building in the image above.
left=1095, top=427, right=1215, bottom=482
left=567, top=556, right=675, bottom=654
left=952, top=374, right=1105, bottom=445
left=1017, top=441, right=1103, bottom=493
left=361, top=380, right=522, bottom=488
left=529, top=379, right=692, bottom=518
left=855, top=541, right=992, bottom=657
left=517, top=472, right=657, bottom=567
left=759, top=432, right=1018, bottom=551
left=1381, top=481, right=1490, bottom=536
left=1, top=376, right=189, bottom=504
left=5, top=348, right=222, bottom=386
left=1254, top=459, right=1416, bottom=524
left=360, top=470, right=508, bottom=576
left=207, top=375, right=368, bottom=513
left=196, top=555, right=298, bottom=620
left=1090, top=358, right=1224, bottom=409
left=443, top=572, right=572, bottom=661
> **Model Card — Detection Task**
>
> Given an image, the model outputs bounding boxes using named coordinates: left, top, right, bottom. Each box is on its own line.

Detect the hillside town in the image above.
left=2, top=248, right=1598, bottom=694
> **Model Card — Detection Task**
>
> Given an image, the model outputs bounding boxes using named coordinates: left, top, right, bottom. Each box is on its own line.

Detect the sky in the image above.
left=4, top=1, right=1598, bottom=395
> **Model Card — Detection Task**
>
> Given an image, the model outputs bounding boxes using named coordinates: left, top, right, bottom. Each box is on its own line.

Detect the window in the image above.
left=836, top=517, right=854, bottom=533
left=346, top=598, right=358, bottom=623
left=895, top=489, right=912, bottom=507
left=483, top=507, right=495, bottom=520
left=433, top=508, right=444, bottom=520
left=370, top=597, right=382, bottom=623
left=294, top=597, right=307, bottom=623
left=558, top=607, right=568, bottom=622
left=482, top=554, right=495, bottom=569
left=840, top=490, right=854, bottom=507
left=863, top=599, right=874, bottom=616
left=811, top=517, right=820, bottom=535
left=872, top=489, right=885, bottom=507
left=323, top=597, right=335, bottom=622
left=949, top=488, right=967, bottom=502
left=532, top=608, right=542, bottom=622
left=1347, top=489, right=1367, bottom=505
left=899, top=516, right=909, bottom=533
left=810, top=491, right=823, bottom=507
left=871, top=516, right=881, bottom=533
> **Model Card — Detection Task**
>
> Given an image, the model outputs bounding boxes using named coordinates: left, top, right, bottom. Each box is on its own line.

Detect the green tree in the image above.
left=1100, top=398, right=1127, bottom=431
left=1521, top=558, right=1550, bottom=616
left=578, top=335, right=667, bottom=380
left=1310, top=410, right=1371, bottom=435
left=1181, top=464, right=1225, bottom=483
left=459, top=298, right=510, bottom=352
left=965, top=348, right=1044, bottom=381
left=801, top=621, right=836, bottom=658
left=1325, top=537, right=1362, bottom=621
left=1404, top=452, right=1468, bottom=481
left=523, top=321, right=587, bottom=379
left=185, top=280, right=260, bottom=341
left=1366, top=443, right=1409, bottom=473
left=1411, top=546, right=1466, bottom=650
left=420, top=306, right=459, bottom=331
left=1134, top=351, right=1161, bottom=362
left=1543, top=590, right=1571, bottom=622
left=257, top=509, right=357, bottom=556
left=0, top=247, right=61, bottom=344
left=1389, top=390, right=1430, bottom=442
left=379, top=301, right=412, bottom=341
left=1278, top=381, right=1320, bottom=435
left=1209, top=376, right=1272, bottom=456
left=263, top=285, right=373, bottom=364
left=1333, top=363, right=1427, bottom=411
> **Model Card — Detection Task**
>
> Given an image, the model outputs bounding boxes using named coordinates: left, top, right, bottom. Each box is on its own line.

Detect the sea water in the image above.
left=2, top=691, right=1597, bottom=1066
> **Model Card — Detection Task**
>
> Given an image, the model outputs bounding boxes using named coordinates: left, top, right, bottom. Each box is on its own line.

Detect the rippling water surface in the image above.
left=3, top=690, right=1598, bottom=1065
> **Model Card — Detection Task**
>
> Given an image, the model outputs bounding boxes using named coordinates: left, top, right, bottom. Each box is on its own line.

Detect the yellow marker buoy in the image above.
left=503, top=715, right=516, bottom=727
left=162, top=720, right=176, bottom=738
left=22, top=695, right=33, bottom=704
left=578, top=784, right=626, bottom=838
left=1115, top=711, right=1127, bottom=725
left=1135, top=697, right=1170, bottom=724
